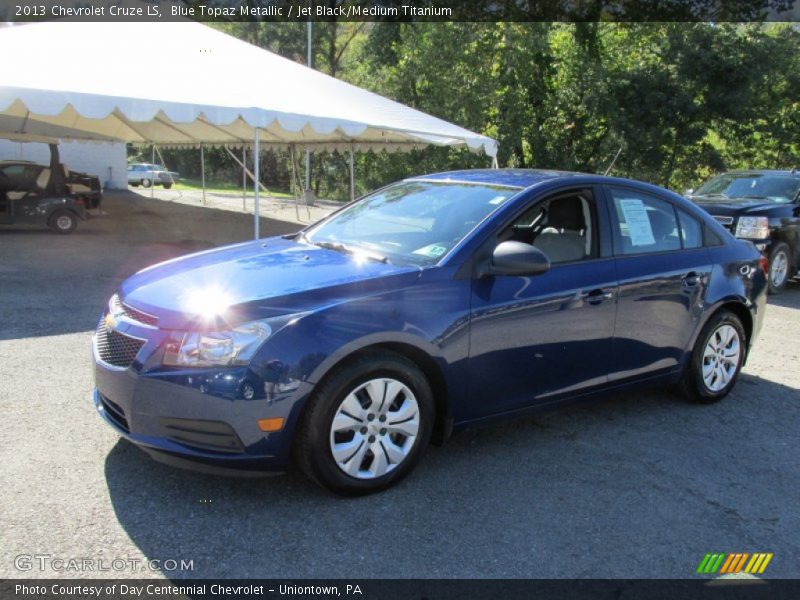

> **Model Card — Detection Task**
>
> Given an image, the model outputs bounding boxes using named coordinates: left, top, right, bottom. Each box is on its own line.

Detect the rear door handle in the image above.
left=581, top=288, right=614, bottom=304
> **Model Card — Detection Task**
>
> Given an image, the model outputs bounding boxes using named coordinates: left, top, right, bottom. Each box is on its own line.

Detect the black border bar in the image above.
left=4, top=579, right=800, bottom=600
left=3, top=0, right=800, bottom=23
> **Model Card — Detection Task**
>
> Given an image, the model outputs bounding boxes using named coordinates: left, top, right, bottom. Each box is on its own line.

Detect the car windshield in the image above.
left=695, top=173, right=800, bottom=203
left=304, top=180, right=520, bottom=265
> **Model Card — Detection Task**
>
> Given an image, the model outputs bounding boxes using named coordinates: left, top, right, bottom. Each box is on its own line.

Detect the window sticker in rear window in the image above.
left=618, top=198, right=655, bottom=246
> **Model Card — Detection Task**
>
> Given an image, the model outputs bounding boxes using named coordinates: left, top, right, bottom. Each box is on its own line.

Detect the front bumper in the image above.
left=93, top=326, right=313, bottom=475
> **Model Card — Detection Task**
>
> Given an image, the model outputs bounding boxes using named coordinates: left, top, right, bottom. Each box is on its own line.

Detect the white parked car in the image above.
left=127, top=163, right=179, bottom=189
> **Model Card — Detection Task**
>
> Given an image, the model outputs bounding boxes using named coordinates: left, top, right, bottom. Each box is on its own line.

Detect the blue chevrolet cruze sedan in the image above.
left=93, top=170, right=767, bottom=494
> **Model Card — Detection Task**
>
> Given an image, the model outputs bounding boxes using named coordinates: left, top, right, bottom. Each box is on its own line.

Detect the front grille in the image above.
left=159, top=417, right=245, bottom=454
left=111, top=294, right=158, bottom=326
left=95, top=319, right=145, bottom=368
left=98, top=393, right=129, bottom=433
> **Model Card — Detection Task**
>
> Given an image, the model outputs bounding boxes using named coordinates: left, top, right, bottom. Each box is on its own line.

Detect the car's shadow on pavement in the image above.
left=766, top=280, right=800, bottom=309
left=104, top=373, right=800, bottom=579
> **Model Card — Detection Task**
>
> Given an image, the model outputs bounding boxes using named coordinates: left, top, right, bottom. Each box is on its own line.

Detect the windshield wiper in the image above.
left=695, top=192, right=728, bottom=199
left=311, top=240, right=390, bottom=264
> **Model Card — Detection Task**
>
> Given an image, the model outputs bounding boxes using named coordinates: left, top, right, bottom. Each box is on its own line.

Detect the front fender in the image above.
left=247, top=269, right=472, bottom=430
left=45, top=199, right=87, bottom=221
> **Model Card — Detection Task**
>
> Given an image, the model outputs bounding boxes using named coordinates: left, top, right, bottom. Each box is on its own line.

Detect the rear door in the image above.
left=603, top=185, right=712, bottom=381
left=466, top=186, right=618, bottom=419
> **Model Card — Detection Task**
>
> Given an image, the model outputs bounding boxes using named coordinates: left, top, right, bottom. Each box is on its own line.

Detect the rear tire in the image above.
left=48, top=209, right=77, bottom=234
left=295, top=350, right=434, bottom=496
left=141, top=178, right=152, bottom=188
left=163, top=183, right=173, bottom=190
left=767, top=242, right=792, bottom=294
left=681, top=310, right=746, bottom=404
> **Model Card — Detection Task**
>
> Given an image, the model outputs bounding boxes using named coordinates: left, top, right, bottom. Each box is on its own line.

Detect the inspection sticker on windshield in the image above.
left=618, top=198, right=655, bottom=246
left=489, top=195, right=508, bottom=205
left=413, top=244, right=448, bottom=258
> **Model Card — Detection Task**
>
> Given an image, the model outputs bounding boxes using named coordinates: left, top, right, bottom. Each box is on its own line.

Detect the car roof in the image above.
left=410, top=168, right=628, bottom=190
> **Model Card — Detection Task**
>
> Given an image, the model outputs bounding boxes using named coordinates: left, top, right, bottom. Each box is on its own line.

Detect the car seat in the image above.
left=533, top=197, right=587, bottom=263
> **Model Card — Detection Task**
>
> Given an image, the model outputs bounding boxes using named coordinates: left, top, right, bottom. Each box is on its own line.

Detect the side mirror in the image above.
left=486, top=240, right=550, bottom=277
left=684, top=188, right=695, bottom=197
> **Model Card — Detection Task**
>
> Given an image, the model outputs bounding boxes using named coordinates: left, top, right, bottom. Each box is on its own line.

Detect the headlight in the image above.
left=735, top=216, right=770, bottom=239
left=163, top=319, right=272, bottom=367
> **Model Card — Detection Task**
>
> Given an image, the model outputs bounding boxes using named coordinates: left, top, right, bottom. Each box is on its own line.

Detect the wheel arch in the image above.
left=304, top=337, right=452, bottom=446
left=47, top=206, right=84, bottom=222
left=689, top=298, right=754, bottom=365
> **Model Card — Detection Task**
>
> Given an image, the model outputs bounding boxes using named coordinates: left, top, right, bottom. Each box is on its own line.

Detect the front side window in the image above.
left=305, top=181, right=520, bottom=265
left=502, top=191, right=597, bottom=264
left=609, top=188, right=681, bottom=255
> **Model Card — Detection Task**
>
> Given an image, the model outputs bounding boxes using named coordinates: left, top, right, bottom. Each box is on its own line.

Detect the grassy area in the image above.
left=173, top=177, right=294, bottom=198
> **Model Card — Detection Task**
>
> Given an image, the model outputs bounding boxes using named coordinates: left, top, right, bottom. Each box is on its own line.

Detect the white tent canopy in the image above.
left=0, top=21, right=497, bottom=157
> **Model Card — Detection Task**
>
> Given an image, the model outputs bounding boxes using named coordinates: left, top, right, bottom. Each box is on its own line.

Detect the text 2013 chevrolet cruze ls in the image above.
left=93, top=170, right=767, bottom=494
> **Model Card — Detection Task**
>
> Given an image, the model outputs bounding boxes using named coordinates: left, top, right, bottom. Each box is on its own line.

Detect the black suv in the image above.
left=688, top=170, right=800, bottom=293
left=0, top=160, right=92, bottom=234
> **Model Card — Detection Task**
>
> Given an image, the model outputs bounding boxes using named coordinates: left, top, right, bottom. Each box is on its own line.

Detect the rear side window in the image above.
left=677, top=209, right=703, bottom=249
left=608, top=188, right=680, bottom=255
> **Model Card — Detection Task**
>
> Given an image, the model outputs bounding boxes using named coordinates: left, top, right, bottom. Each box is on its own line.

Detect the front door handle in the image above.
left=581, top=288, right=614, bottom=304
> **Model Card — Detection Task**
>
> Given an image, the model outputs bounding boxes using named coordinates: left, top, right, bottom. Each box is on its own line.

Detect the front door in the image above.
left=466, top=188, right=618, bottom=420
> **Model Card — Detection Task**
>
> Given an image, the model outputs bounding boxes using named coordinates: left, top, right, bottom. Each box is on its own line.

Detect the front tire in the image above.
left=163, top=183, right=173, bottom=190
left=681, top=310, right=746, bottom=404
left=295, top=351, right=434, bottom=496
left=141, top=178, right=152, bottom=188
left=767, top=242, right=792, bottom=294
left=48, top=209, right=77, bottom=234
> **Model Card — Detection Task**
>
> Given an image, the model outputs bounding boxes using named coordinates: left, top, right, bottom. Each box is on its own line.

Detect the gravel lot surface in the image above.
left=1, top=191, right=798, bottom=579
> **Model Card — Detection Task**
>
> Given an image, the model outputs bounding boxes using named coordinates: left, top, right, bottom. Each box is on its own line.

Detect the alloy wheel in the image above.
left=329, top=377, right=420, bottom=479
left=56, top=215, right=73, bottom=230
left=770, top=250, right=789, bottom=288
left=701, top=324, right=741, bottom=392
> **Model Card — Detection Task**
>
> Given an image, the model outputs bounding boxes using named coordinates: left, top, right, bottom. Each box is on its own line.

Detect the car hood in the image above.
left=119, top=237, right=421, bottom=329
left=691, top=196, right=781, bottom=216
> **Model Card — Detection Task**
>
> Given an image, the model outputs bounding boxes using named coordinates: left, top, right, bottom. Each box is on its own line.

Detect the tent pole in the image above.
left=242, top=146, right=247, bottom=211
left=254, top=129, right=260, bottom=240
left=349, top=147, right=355, bottom=203
left=200, top=144, right=206, bottom=205
left=305, top=20, right=312, bottom=193
left=151, top=144, right=155, bottom=198
left=290, top=146, right=300, bottom=222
